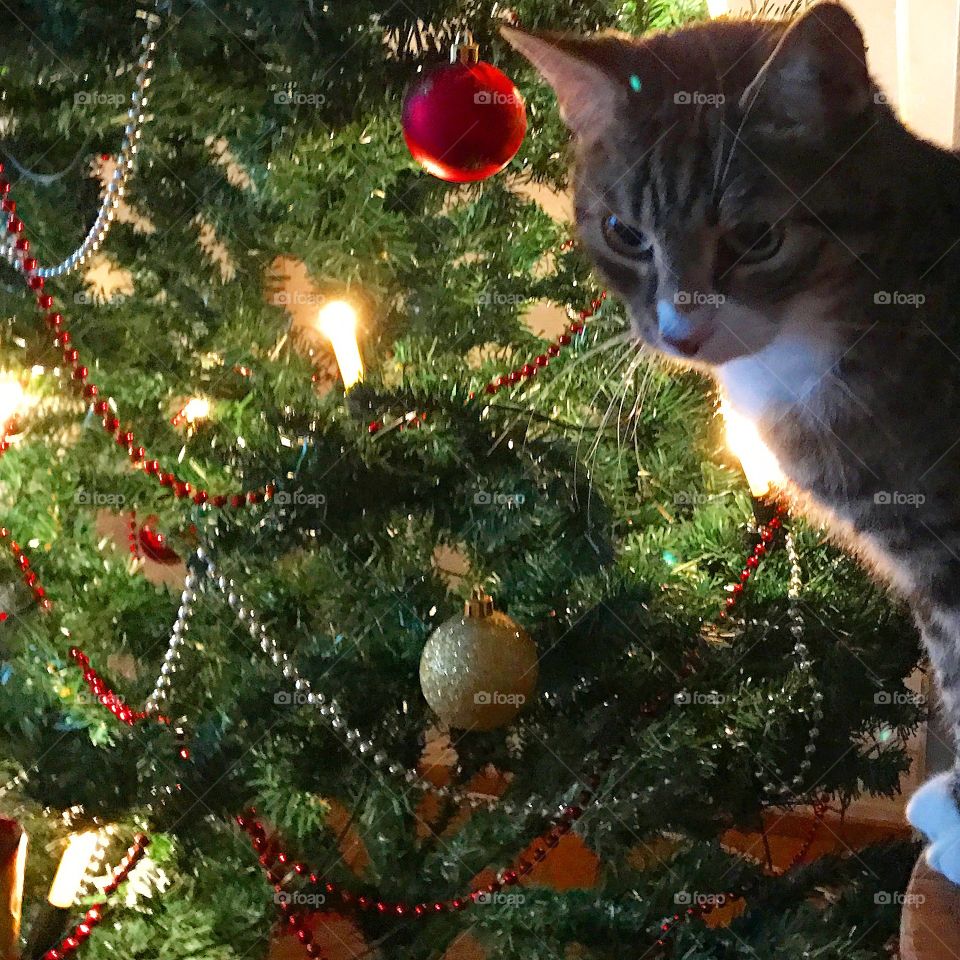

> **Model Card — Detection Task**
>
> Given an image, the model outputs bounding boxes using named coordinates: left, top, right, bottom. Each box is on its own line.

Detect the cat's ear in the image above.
left=500, top=26, right=625, bottom=140
left=740, top=2, right=871, bottom=137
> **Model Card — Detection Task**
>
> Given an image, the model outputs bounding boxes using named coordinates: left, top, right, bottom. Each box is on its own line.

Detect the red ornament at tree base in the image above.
left=402, top=38, right=526, bottom=183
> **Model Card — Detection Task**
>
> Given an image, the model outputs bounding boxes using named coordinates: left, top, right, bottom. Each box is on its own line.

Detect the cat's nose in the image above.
left=656, top=299, right=702, bottom=356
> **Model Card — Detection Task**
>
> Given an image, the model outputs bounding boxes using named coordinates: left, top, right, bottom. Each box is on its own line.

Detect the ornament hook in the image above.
left=451, top=29, right=479, bottom=64
left=464, top=587, right=494, bottom=618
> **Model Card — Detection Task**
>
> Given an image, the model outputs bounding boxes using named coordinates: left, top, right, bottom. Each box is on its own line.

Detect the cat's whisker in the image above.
left=574, top=343, right=640, bottom=465
left=573, top=344, right=644, bottom=516
left=579, top=348, right=649, bottom=524
left=488, top=330, right=636, bottom=453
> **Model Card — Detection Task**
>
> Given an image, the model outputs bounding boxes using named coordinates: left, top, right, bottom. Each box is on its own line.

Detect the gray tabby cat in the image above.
left=504, top=2, right=960, bottom=881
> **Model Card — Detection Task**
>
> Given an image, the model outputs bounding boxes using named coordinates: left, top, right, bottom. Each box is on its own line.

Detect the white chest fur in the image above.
left=714, top=323, right=841, bottom=424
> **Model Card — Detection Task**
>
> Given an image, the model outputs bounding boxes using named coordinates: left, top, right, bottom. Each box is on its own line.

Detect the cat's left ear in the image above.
left=740, top=2, right=872, bottom=138
left=500, top=26, right=626, bottom=141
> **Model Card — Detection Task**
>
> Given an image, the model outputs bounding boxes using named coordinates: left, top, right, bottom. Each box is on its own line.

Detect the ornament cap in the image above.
left=464, top=587, right=494, bottom=618
left=452, top=31, right=480, bottom=65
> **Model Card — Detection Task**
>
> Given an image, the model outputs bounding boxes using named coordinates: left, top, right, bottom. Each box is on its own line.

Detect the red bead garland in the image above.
left=366, top=410, right=427, bottom=436
left=719, top=503, right=786, bottom=620
left=0, top=164, right=274, bottom=511
left=0, top=414, right=51, bottom=613
left=473, top=292, right=607, bottom=401
left=236, top=787, right=595, bottom=925
left=652, top=799, right=828, bottom=949
left=42, top=834, right=149, bottom=960
left=0, top=526, right=52, bottom=611
left=127, top=512, right=141, bottom=559
left=68, top=647, right=168, bottom=726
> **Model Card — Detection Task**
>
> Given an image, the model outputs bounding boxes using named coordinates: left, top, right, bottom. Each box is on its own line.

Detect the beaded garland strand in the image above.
left=760, top=529, right=824, bottom=800
left=40, top=834, right=150, bottom=960
left=4, top=3, right=163, bottom=280
left=236, top=799, right=588, bottom=925
left=0, top=153, right=608, bottom=508
left=0, top=161, right=278, bottom=508
left=0, top=413, right=53, bottom=612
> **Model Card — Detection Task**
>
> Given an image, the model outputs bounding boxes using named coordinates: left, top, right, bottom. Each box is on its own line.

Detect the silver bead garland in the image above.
left=760, top=529, right=825, bottom=800
left=2, top=5, right=162, bottom=278
left=0, top=764, right=31, bottom=799
left=146, top=546, right=572, bottom=818
left=144, top=570, right=198, bottom=714
left=143, top=533, right=823, bottom=820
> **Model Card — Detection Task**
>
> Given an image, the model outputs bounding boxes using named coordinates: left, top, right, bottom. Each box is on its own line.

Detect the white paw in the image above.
left=907, top=773, right=960, bottom=885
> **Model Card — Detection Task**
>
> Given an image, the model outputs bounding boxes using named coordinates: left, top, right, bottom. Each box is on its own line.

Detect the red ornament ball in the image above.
left=138, top=518, right=181, bottom=565
left=402, top=60, right=526, bottom=182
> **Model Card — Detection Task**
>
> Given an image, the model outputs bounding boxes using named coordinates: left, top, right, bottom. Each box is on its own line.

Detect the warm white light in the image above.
left=0, top=374, right=26, bottom=429
left=721, top=401, right=783, bottom=499
left=182, top=397, right=211, bottom=424
left=316, top=300, right=363, bottom=389
left=48, top=831, right=99, bottom=908
left=707, top=0, right=729, bottom=17
left=2, top=827, right=26, bottom=955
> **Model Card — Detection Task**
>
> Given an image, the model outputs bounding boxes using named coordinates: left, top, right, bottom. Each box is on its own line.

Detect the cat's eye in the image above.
left=601, top=215, right=653, bottom=261
left=721, top=221, right=785, bottom=264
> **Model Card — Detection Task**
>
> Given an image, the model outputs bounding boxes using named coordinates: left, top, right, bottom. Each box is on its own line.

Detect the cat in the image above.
left=504, top=2, right=960, bottom=884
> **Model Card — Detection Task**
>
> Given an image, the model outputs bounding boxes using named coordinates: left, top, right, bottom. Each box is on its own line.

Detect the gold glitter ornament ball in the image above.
left=419, top=590, right=538, bottom=731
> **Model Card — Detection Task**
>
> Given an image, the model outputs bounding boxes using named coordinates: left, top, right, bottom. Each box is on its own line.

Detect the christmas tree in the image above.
left=0, top=1, right=924, bottom=957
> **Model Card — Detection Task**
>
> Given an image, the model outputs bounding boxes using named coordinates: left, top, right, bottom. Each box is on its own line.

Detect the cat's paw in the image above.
left=907, top=773, right=960, bottom=886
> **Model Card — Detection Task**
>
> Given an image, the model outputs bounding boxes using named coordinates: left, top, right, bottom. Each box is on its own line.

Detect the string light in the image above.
left=181, top=397, right=210, bottom=424
left=720, top=400, right=784, bottom=499
left=316, top=300, right=363, bottom=389
left=0, top=373, right=26, bottom=431
left=0, top=820, right=27, bottom=960
left=48, top=831, right=100, bottom=908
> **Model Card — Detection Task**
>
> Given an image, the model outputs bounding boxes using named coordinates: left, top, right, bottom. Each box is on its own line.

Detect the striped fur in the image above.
left=507, top=4, right=960, bottom=819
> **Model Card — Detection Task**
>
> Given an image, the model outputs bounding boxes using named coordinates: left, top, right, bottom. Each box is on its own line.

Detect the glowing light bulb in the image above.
left=721, top=401, right=783, bottom=499
left=48, top=831, right=100, bottom=908
left=707, top=0, right=730, bottom=16
left=0, top=820, right=26, bottom=958
left=0, top=374, right=26, bottom=430
left=182, top=397, right=211, bottom=424
left=316, top=300, right=363, bottom=390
